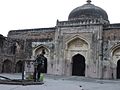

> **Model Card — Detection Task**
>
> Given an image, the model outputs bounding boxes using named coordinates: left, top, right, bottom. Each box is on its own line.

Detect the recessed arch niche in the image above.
left=64, top=36, right=89, bottom=76
left=33, top=45, right=50, bottom=74
left=2, top=59, right=12, bottom=73
left=112, top=47, right=120, bottom=79
left=15, top=60, right=23, bottom=73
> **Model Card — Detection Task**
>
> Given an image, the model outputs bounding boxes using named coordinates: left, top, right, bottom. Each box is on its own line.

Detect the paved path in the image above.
left=0, top=73, right=120, bottom=90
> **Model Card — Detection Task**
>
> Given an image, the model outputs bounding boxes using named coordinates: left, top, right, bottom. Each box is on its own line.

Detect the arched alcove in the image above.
left=111, top=46, right=120, bottom=79
left=15, top=61, right=23, bottom=73
left=2, top=60, right=12, bottom=73
left=67, top=37, right=89, bottom=50
left=33, top=45, right=49, bottom=73
left=64, top=36, right=89, bottom=76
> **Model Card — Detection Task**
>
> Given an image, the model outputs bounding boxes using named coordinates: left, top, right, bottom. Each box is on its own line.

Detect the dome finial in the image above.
left=87, top=0, right=91, bottom=4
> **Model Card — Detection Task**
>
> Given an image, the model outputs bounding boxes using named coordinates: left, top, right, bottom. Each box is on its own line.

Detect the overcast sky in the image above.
left=0, top=0, right=120, bottom=36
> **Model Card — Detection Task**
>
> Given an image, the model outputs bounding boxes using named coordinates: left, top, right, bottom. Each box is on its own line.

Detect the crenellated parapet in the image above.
left=57, top=18, right=109, bottom=27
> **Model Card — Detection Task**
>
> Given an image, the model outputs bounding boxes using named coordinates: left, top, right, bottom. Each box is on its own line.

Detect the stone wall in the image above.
left=102, top=27, right=120, bottom=79
left=0, top=27, right=56, bottom=73
left=54, top=24, right=104, bottom=78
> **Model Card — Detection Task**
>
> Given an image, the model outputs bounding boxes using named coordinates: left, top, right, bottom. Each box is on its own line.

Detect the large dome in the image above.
left=68, top=0, right=109, bottom=21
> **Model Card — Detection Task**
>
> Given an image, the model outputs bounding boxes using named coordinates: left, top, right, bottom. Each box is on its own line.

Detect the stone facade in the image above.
left=0, top=1, right=120, bottom=79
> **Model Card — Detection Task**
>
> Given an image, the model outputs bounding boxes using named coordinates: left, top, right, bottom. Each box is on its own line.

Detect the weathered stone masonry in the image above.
left=1, top=0, right=120, bottom=79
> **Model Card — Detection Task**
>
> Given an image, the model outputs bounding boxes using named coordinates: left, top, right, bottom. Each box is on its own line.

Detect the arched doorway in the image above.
left=117, top=60, right=120, bottom=79
left=72, top=54, right=85, bottom=76
left=111, top=46, right=120, bottom=79
left=15, top=61, right=23, bottom=73
left=34, top=46, right=48, bottom=73
left=2, top=60, right=12, bottom=73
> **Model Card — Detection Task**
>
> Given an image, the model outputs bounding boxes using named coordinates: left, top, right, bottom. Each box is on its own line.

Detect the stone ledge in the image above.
left=0, top=80, right=44, bottom=86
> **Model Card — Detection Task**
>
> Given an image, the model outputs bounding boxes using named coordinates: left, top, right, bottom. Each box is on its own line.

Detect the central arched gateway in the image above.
left=117, top=60, right=120, bottom=79
left=72, top=54, right=85, bottom=76
left=65, top=36, right=89, bottom=76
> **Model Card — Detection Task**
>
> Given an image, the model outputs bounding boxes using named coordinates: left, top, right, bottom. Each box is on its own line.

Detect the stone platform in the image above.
left=0, top=75, right=44, bottom=85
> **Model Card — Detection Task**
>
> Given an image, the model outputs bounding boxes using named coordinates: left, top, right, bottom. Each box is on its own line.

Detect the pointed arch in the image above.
left=110, top=44, right=120, bottom=79
left=33, top=44, right=49, bottom=73
left=110, top=44, right=120, bottom=56
left=65, top=35, right=90, bottom=50
left=64, top=35, right=90, bottom=76
left=33, top=44, right=50, bottom=57
left=72, top=54, right=85, bottom=76
left=111, top=46, right=120, bottom=65
left=15, top=61, right=23, bottom=73
left=2, top=60, right=12, bottom=73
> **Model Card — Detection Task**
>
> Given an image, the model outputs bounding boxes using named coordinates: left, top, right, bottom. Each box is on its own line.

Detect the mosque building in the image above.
left=0, top=0, right=120, bottom=79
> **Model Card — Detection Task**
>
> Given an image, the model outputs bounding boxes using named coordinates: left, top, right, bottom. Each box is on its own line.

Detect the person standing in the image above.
left=34, top=49, right=46, bottom=81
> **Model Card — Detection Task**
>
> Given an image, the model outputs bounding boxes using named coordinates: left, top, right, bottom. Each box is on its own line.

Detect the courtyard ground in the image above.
left=0, top=73, right=120, bottom=90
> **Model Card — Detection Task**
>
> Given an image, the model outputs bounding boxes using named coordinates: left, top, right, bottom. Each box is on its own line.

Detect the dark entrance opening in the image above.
left=117, top=60, right=120, bottom=79
left=2, top=60, right=12, bottom=73
left=44, top=57, right=47, bottom=73
left=15, top=61, right=23, bottom=73
left=72, top=54, right=85, bottom=76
